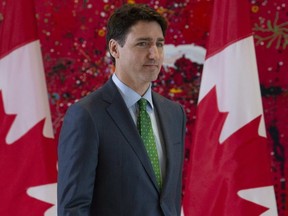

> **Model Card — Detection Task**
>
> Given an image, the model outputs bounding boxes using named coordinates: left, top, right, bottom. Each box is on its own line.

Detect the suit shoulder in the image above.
left=152, top=91, right=182, bottom=108
left=71, top=79, right=115, bottom=109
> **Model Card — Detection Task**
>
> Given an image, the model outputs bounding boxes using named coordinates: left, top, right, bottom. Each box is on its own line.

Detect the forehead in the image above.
left=126, top=21, right=164, bottom=41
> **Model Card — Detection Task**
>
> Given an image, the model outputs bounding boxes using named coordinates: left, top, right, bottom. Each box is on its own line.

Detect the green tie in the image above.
left=137, top=98, right=162, bottom=189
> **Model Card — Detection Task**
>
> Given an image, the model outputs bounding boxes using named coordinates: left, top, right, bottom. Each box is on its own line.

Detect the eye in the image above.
left=156, top=42, right=164, bottom=48
left=137, top=42, right=148, bottom=47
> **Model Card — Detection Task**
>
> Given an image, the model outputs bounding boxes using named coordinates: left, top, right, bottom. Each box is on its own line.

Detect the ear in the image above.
left=109, top=39, right=120, bottom=59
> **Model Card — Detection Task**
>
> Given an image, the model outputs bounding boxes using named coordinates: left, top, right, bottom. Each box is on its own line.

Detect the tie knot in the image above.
left=138, top=98, right=148, bottom=111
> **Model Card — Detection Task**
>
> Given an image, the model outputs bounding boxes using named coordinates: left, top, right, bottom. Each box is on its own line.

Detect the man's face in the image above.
left=111, top=21, right=165, bottom=91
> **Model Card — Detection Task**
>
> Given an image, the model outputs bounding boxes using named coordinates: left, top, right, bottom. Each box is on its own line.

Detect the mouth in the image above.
left=143, top=64, right=159, bottom=68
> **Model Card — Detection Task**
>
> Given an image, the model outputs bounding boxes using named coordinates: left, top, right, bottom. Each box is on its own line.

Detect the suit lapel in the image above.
left=152, top=92, right=177, bottom=196
left=102, top=79, right=160, bottom=191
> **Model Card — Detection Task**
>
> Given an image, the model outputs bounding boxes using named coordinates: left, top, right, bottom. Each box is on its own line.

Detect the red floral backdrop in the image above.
left=35, top=0, right=288, bottom=215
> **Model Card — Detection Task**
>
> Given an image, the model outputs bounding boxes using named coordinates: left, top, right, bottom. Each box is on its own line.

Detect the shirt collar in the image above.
left=112, top=73, right=154, bottom=109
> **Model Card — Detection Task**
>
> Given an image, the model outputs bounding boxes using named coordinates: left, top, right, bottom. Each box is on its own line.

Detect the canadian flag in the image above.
left=0, top=0, right=57, bottom=215
left=182, top=0, right=278, bottom=215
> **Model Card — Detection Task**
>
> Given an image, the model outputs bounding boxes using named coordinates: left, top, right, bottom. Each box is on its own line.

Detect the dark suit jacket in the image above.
left=57, top=78, right=186, bottom=216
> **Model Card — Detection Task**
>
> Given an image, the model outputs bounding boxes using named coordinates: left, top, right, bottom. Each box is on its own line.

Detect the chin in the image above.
left=141, top=68, right=160, bottom=81
left=150, top=73, right=160, bottom=82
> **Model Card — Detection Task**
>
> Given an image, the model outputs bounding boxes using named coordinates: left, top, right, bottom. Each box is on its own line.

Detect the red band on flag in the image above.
left=206, top=0, right=252, bottom=59
left=0, top=0, right=38, bottom=59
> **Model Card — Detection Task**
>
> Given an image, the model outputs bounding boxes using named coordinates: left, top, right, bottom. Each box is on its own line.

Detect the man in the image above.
left=57, top=3, right=186, bottom=216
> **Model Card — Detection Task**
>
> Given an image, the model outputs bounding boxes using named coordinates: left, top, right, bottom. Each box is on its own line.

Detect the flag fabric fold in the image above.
left=0, top=0, right=57, bottom=215
left=182, top=0, right=278, bottom=215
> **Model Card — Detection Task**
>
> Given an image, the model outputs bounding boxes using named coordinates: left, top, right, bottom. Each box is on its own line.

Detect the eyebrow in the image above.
left=136, top=37, right=165, bottom=42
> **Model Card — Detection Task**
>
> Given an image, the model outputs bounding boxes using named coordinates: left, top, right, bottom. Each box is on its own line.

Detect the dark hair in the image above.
left=106, top=4, right=168, bottom=63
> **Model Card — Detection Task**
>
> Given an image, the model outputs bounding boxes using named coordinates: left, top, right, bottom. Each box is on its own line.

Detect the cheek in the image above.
left=159, top=53, right=164, bottom=63
left=125, top=49, right=141, bottom=59
left=159, top=48, right=164, bottom=57
left=119, top=51, right=134, bottom=65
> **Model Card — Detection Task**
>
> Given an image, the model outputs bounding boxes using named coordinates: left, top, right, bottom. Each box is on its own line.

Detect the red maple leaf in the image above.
left=0, top=91, right=58, bottom=216
left=184, top=87, right=273, bottom=215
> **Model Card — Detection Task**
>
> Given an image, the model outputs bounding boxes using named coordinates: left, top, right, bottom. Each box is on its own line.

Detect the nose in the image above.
left=148, top=45, right=160, bottom=60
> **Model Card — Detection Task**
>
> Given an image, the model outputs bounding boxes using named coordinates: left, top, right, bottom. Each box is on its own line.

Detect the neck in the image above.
left=115, top=73, right=150, bottom=96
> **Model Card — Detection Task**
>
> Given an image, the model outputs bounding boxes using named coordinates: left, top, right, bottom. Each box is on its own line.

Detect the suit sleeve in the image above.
left=57, top=104, right=99, bottom=216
